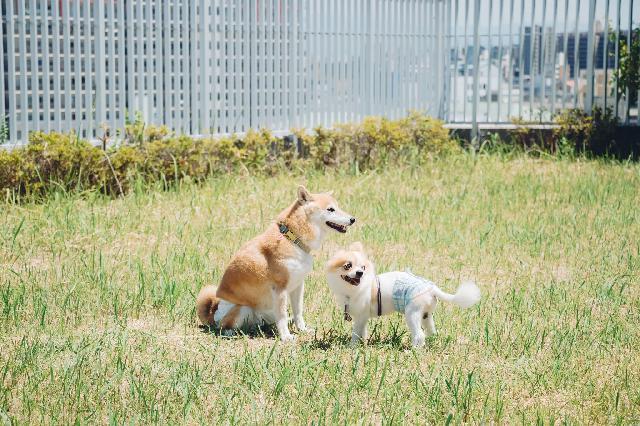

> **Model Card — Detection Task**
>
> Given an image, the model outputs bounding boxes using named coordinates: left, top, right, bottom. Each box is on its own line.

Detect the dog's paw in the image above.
left=350, top=337, right=365, bottom=347
left=293, top=316, right=314, bottom=333
left=279, top=333, right=297, bottom=343
left=295, top=323, right=315, bottom=334
left=412, top=336, right=426, bottom=348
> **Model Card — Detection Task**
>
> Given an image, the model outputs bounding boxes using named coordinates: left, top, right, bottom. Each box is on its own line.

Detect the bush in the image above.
left=553, top=107, right=619, bottom=156
left=587, top=107, right=620, bottom=156
left=8, top=131, right=108, bottom=196
left=0, top=112, right=456, bottom=200
left=297, top=113, right=456, bottom=170
left=403, top=111, right=455, bottom=155
left=499, top=107, right=623, bottom=157
left=553, top=108, right=594, bottom=153
left=0, top=149, right=22, bottom=192
left=508, top=117, right=548, bottom=150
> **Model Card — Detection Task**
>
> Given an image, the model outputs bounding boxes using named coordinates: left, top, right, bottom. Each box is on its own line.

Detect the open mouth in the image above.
left=326, top=221, right=349, bottom=233
left=341, top=275, right=361, bottom=286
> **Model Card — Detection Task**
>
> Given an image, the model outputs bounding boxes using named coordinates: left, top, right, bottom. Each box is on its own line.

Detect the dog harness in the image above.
left=277, top=222, right=310, bottom=253
left=392, top=272, right=433, bottom=313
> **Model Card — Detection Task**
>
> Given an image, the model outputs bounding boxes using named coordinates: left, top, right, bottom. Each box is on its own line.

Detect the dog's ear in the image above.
left=349, top=242, right=364, bottom=252
left=297, top=185, right=313, bottom=204
left=326, top=250, right=347, bottom=270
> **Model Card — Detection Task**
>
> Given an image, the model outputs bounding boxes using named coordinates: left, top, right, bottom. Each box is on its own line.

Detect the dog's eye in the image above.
left=344, top=262, right=352, bottom=270
left=362, top=265, right=366, bottom=271
left=327, top=207, right=335, bottom=212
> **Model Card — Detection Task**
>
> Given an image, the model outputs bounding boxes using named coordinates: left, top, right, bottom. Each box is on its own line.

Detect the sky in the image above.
left=451, top=0, right=639, bottom=35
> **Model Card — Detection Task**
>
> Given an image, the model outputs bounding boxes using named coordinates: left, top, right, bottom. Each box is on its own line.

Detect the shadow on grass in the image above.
left=306, top=322, right=435, bottom=350
left=198, top=322, right=278, bottom=339
left=200, top=320, right=440, bottom=350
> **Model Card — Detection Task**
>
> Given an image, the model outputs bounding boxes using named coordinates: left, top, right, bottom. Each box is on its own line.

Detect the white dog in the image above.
left=325, top=242, right=481, bottom=347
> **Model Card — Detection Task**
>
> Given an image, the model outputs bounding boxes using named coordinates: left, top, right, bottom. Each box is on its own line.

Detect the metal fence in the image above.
left=447, top=0, right=639, bottom=128
left=0, top=1, right=638, bottom=145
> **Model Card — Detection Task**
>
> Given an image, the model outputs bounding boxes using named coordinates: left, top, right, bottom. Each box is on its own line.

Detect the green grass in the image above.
left=1, top=154, right=639, bottom=424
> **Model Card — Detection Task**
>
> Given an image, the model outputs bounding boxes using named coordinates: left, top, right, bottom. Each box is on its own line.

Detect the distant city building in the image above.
left=523, top=26, right=543, bottom=76
left=451, top=26, right=627, bottom=80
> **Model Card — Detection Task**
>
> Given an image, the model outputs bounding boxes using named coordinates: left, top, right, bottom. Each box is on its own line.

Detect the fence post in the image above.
left=189, top=1, right=198, bottom=134
left=0, top=3, right=3, bottom=128
left=625, top=0, right=634, bottom=124
left=437, top=0, right=447, bottom=120
left=471, top=0, right=481, bottom=144
left=199, top=0, right=209, bottom=134
left=585, top=0, right=596, bottom=113
left=613, top=0, right=621, bottom=118
left=0, top=0, right=6, bottom=137
left=442, top=0, right=451, bottom=121
left=367, top=0, right=374, bottom=116
left=250, top=0, right=256, bottom=129
left=95, top=0, right=105, bottom=136
left=17, top=1, right=28, bottom=140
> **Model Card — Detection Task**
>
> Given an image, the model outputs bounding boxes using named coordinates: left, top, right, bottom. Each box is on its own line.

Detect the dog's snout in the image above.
left=355, top=270, right=363, bottom=278
left=350, top=217, right=356, bottom=224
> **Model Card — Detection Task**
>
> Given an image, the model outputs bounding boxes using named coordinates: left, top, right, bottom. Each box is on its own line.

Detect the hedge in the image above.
left=0, top=112, right=457, bottom=200
left=488, top=107, right=640, bottom=159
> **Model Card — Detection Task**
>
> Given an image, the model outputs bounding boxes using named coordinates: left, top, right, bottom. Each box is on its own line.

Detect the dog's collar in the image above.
left=277, top=222, right=310, bottom=253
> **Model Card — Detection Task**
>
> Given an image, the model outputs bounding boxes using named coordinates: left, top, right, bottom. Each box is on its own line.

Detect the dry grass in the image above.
left=1, top=154, right=639, bottom=423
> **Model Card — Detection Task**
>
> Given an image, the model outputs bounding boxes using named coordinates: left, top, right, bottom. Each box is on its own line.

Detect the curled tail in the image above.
left=432, top=281, right=480, bottom=309
left=196, top=285, right=220, bottom=327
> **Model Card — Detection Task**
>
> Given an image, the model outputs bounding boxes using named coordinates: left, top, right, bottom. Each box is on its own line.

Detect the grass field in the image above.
left=1, top=154, right=639, bottom=424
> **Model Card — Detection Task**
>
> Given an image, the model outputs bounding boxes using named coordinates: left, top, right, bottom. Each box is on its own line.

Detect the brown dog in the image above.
left=196, top=185, right=355, bottom=341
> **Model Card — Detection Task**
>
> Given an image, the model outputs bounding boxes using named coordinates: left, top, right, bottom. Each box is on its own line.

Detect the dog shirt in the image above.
left=392, top=271, right=434, bottom=313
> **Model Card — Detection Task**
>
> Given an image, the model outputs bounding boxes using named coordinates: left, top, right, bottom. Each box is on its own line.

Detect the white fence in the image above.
left=0, top=0, right=638, bottom=145
left=1, top=0, right=442, bottom=144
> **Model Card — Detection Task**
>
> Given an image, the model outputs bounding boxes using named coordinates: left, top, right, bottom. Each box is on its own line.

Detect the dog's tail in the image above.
left=196, top=285, right=220, bottom=327
left=432, top=281, right=480, bottom=309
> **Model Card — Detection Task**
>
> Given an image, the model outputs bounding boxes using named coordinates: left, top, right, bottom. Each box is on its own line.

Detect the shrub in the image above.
left=237, top=129, right=274, bottom=171
left=206, top=136, right=242, bottom=173
left=304, top=126, right=339, bottom=167
left=0, top=112, right=455, bottom=200
left=509, top=117, right=548, bottom=150
left=15, top=131, right=108, bottom=196
left=358, top=116, right=408, bottom=167
left=553, top=107, right=619, bottom=156
left=0, top=149, right=22, bottom=193
left=402, top=111, right=455, bottom=156
left=610, top=27, right=639, bottom=108
left=588, top=107, right=620, bottom=156
left=295, top=113, right=456, bottom=170
left=107, top=145, right=144, bottom=194
left=144, top=135, right=208, bottom=182
left=553, top=108, right=594, bottom=153
left=503, top=107, right=623, bottom=157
